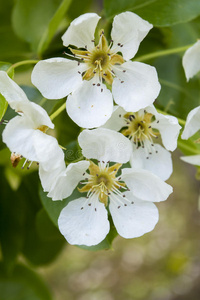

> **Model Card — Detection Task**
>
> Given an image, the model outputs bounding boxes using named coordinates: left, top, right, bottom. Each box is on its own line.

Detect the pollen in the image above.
left=69, top=29, right=124, bottom=85
left=78, top=161, right=125, bottom=206
left=122, top=111, right=159, bottom=148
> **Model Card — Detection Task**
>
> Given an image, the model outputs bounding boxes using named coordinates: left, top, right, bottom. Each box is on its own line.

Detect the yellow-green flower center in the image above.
left=70, top=30, right=124, bottom=85
left=122, top=111, right=159, bottom=147
left=79, top=161, right=125, bottom=206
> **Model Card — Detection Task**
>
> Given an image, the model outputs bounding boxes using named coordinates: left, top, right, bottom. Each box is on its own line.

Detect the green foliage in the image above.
left=0, top=263, right=52, bottom=300
left=0, top=62, right=14, bottom=121
left=12, top=0, right=63, bottom=53
left=104, top=0, right=200, bottom=26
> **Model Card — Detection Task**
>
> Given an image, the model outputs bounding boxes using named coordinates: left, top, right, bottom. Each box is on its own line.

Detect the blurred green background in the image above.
left=1, top=0, right=200, bottom=299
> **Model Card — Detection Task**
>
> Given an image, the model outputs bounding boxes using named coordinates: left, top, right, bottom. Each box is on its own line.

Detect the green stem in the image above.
left=178, top=139, right=200, bottom=155
left=50, top=102, right=66, bottom=121
left=156, top=108, right=186, bottom=126
left=135, top=44, right=193, bottom=62
left=7, top=59, right=39, bottom=74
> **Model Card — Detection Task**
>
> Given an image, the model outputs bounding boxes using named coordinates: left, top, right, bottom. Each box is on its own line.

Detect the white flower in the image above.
left=180, top=155, right=200, bottom=166
left=31, top=12, right=161, bottom=128
left=103, top=105, right=181, bottom=180
left=181, top=105, right=200, bottom=166
left=182, top=40, right=200, bottom=81
left=54, top=128, right=172, bottom=246
left=181, top=106, right=200, bottom=140
left=0, top=71, right=62, bottom=169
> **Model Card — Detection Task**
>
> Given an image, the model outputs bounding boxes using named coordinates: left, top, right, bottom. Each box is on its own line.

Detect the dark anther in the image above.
left=121, top=81, right=124, bottom=83
left=123, top=70, right=126, bottom=73
left=157, top=120, right=159, bottom=123
left=88, top=203, right=91, bottom=206
left=101, top=88, right=103, bottom=92
left=118, top=206, right=121, bottom=209
left=97, top=83, right=100, bottom=86
left=81, top=207, right=84, bottom=210
left=117, top=43, right=121, bottom=46
left=124, top=203, right=127, bottom=206
left=95, top=208, right=97, bottom=211
left=119, top=114, right=121, bottom=117
left=83, top=173, right=85, bottom=176
left=123, top=195, right=125, bottom=198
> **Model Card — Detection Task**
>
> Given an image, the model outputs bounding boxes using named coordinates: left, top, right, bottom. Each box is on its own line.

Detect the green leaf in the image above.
left=154, top=55, right=200, bottom=120
left=12, top=0, right=64, bottom=52
left=0, top=61, right=14, bottom=121
left=0, top=94, right=8, bottom=122
left=0, top=263, right=52, bottom=300
left=104, top=0, right=200, bottom=26
left=37, top=0, right=72, bottom=56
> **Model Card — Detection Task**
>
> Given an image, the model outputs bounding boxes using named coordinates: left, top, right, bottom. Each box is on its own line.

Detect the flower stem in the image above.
left=135, top=44, right=193, bottom=62
left=156, top=108, right=186, bottom=126
left=178, top=139, right=200, bottom=155
left=7, top=60, right=39, bottom=74
left=50, top=102, right=66, bottom=121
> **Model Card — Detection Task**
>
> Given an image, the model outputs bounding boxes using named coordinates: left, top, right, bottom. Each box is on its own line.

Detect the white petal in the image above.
left=111, top=11, right=153, bottom=60
left=66, top=80, right=113, bottom=128
left=102, top=106, right=127, bottom=131
left=181, top=106, right=200, bottom=139
left=109, top=192, right=158, bottom=238
left=121, top=168, right=173, bottom=202
left=31, top=58, right=86, bottom=99
left=34, top=133, right=65, bottom=171
left=2, top=116, right=38, bottom=161
left=22, top=102, right=54, bottom=129
left=58, top=196, right=110, bottom=246
left=47, top=161, right=90, bottom=201
left=39, top=163, right=65, bottom=193
left=180, top=155, right=200, bottom=166
left=0, top=71, right=29, bottom=111
left=130, top=144, right=173, bottom=181
left=182, top=40, right=200, bottom=81
left=112, top=61, right=161, bottom=112
left=78, top=128, right=132, bottom=163
left=151, top=112, right=181, bottom=151
left=62, top=13, right=100, bottom=51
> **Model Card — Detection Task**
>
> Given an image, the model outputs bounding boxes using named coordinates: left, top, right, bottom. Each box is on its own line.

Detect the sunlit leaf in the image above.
left=104, top=0, right=200, bottom=26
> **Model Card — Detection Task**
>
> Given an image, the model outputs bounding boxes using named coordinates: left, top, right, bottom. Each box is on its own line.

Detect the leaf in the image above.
left=11, top=0, right=63, bottom=52
left=104, top=0, right=200, bottom=26
left=0, top=61, right=14, bottom=121
left=0, top=94, right=8, bottom=122
left=37, top=0, right=72, bottom=56
left=0, top=263, right=53, bottom=300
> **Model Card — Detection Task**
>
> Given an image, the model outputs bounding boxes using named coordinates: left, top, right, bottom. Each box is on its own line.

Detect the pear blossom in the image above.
left=182, top=40, right=200, bottom=81
left=0, top=71, right=62, bottom=170
left=181, top=105, right=200, bottom=166
left=51, top=128, right=173, bottom=246
left=31, top=12, right=161, bottom=128
left=103, top=105, right=181, bottom=180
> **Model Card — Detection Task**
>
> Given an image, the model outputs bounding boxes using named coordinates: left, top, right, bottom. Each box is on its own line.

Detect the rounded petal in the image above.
left=58, top=196, right=110, bottom=246
left=34, top=133, right=65, bottom=171
left=130, top=144, right=173, bottom=181
left=102, top=106, right=126, bottom=131
left=181, top=106, right=200, bottom=139
left=111, top=11, right=153, bottom=60
left=66, top=80, right=113, bottom=128
left=112, top=61, right=161, bottom=112
left=78, top=128, right=132, bottom=163
left=23, top=102, right=54, bottom=129
left=62, top=13, right=101, bottom=50
left=151, top=113, right=181, bottom=151
left=121, top=168, right=173, bottom=202
left=110, top=192, right=158, bottom=238
left=182, top=40, right=200, bottom=81
left=31, top=58, right=85, bottom=99
left=180, top=155, right=200, bottom=166
left=2, top=116, right=37, bottom=161
left=0, top=71, right=29, bottom=111
left=47, top=161, right=90, bottom=201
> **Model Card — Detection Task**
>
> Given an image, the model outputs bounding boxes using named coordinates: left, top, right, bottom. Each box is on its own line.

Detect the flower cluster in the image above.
left=1, top=11, right=187, bottom=247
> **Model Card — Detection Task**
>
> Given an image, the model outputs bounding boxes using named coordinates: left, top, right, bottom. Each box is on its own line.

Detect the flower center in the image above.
left=122, top=111, right=159, bottom=149
left=69, top=30, right=124, bottom=85
left=79, top=161, right=125, bottom=206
